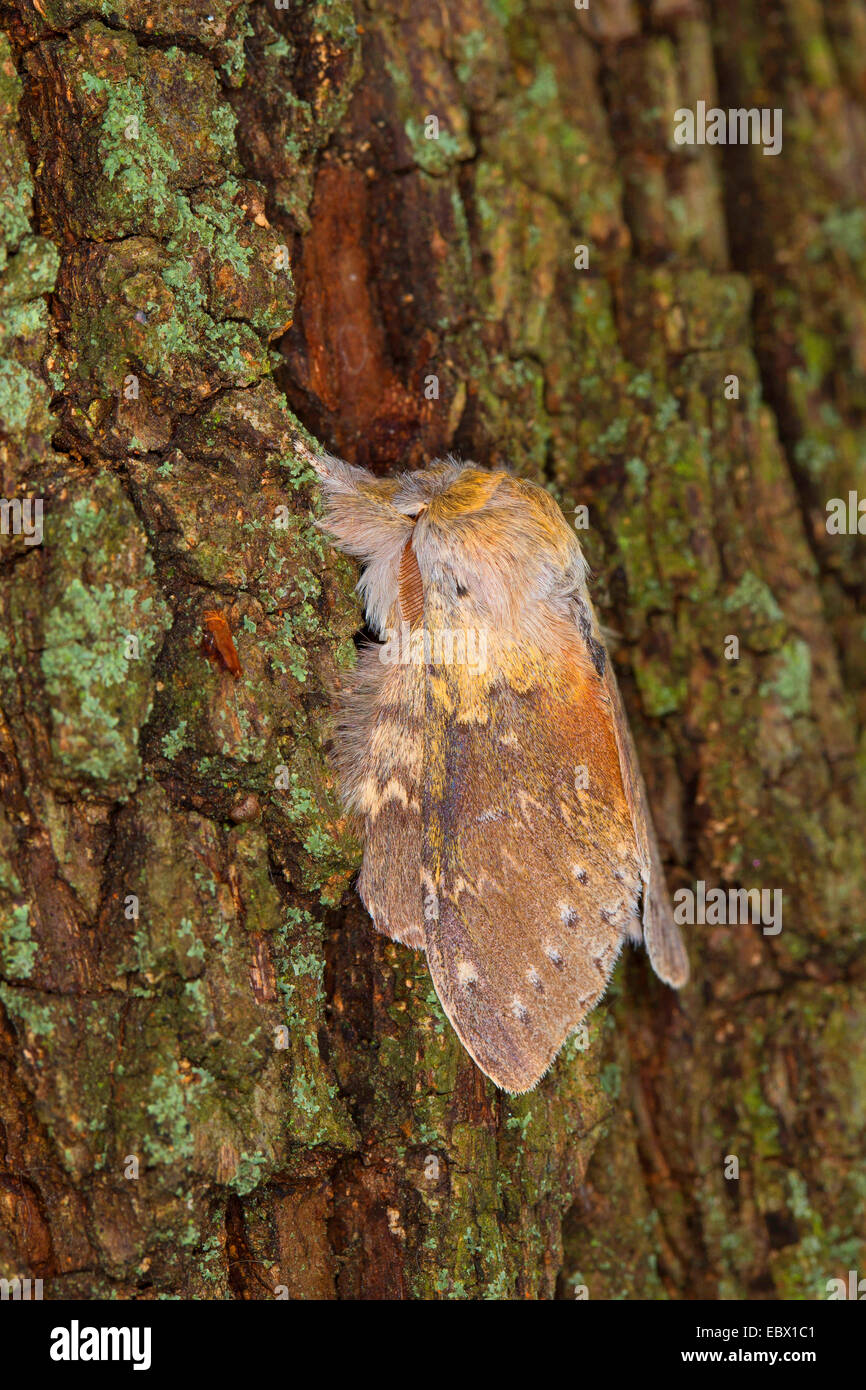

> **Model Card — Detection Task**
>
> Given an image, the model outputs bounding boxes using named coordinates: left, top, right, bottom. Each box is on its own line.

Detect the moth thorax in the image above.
left=398, top=534, right=424, bottom=630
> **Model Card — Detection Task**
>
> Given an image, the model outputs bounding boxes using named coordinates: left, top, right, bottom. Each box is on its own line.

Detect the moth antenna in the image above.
left=309, top=449, right=375, bottom=496
left=398, top=534, right=425, bottom=629
left=309, top=449, right=409, bottom=568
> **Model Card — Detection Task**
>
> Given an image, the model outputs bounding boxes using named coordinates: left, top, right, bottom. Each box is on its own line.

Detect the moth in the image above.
left=313, top=453, right=689, bottom=1092
left=202, top=609, right=242, bottom=678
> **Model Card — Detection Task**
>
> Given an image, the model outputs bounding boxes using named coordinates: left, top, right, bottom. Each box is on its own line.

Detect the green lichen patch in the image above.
left=45, top=26, right=240, bottom=241
left=758, top=639, right=812, bottom=720
left=0, top=358, right=52, bottom=440
left=0, top=39, right=59, bottom=459
left=383, top=33, right=475, bottom=175
left=722, top=571, right=788, bottom=654
left=19, top=1, right=241, bottom=49
left=25, top=22, right=294, bottom=462
left=0, top=235, right=60, bottom=307
left=60, top=201, right=292, bottom=454
left=271, top=908, right=357, bottom=1152
left=0, top=901, right=37, bottom=979
left=38, top=474, right=170, bottom=791
left=0, top=35, right=34, bottom=251
left=232, top=2, right=362, bottom=230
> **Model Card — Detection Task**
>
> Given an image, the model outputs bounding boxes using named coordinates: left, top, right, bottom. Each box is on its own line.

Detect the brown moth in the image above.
left=313, top=452, right=689, bottom=1092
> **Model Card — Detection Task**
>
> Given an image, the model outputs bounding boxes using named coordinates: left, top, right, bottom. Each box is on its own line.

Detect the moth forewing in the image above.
left=419, top=583, right=645, bottom=1092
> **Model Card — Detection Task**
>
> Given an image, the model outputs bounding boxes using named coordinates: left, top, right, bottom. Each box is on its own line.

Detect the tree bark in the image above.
left=0, top=0, right=864, bottom=1300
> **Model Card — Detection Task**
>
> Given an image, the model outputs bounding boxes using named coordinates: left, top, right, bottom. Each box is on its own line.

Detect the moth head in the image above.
left=312, top=452, right=589, bottom=634
left=406, top=461, right=591, bottom=633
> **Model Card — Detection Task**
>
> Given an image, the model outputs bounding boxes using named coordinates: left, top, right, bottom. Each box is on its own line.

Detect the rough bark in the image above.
left=0, top=0, right=863, bottom=1300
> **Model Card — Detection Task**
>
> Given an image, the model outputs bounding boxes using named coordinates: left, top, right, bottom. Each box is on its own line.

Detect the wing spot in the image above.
left=572, top=866, right=589, bottom=884
left=456, top=959, right=478, bottom=989
left=421, top=871, right=439, bottom=927
left=528, top=967, right=544, bottom=993
left=559, top=903, right=576, bottom=926
left=360, top=775, right=414, bottom=813
left=545, top=946, right=564, bottom=968
left=512, top=998, right=529, bottom=1023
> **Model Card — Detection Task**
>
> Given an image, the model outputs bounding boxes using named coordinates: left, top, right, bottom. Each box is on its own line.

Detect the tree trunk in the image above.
left=1, top=0, right=864, bottom=1300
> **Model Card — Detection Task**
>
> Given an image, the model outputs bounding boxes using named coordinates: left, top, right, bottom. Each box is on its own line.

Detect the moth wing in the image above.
left=421, top=629, right=643, bottom=1092
left=602, top=660, right=689, bottom=988
left=337, top=644, right=426, bottom=949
